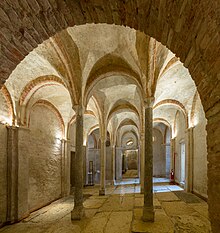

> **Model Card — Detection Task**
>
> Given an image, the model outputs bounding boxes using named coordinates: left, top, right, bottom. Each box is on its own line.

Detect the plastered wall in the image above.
left=193, top=97, right=208, bottom=198
left=153, top=128, right=166, bottom=177
left=174, top=110, right=186, bottom=184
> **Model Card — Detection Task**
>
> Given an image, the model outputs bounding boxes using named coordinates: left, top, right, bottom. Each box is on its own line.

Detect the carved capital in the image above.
left=73, top=105, right=84, bottom=116
left=144, top=97, right=155, bottom=108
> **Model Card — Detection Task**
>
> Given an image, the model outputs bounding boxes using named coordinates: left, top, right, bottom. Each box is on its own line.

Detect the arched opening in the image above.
left=0, top=5, right=219, bottom=229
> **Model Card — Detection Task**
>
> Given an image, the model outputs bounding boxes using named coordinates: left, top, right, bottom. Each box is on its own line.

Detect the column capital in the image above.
left=100, top=136, right=106, bottom=143
left=73, top=105, right=84, bottom=116
left=6, top=125, right=19, bottom=130
left=144, top=97, right=155, bottom=108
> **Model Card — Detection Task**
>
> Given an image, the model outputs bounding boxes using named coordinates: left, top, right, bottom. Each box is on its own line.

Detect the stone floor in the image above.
left=0, top=181, right=211, bottom=233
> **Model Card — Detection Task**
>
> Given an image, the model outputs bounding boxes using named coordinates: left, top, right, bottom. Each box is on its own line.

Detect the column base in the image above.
left=142, top=206, right=155, bottom=222
left=71, top=206, right=85, bottom=220
left=99, top=188, right=106, bottom=196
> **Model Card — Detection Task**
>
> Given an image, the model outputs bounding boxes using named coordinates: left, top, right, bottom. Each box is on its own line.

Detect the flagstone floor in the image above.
left=0, top=181, right=211, bottom=233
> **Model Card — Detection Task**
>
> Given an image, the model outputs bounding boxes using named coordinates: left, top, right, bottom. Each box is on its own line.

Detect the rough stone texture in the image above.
left=28, top=105, right=62, bottom=212
left=17, top=127, right=30, bottom=220
left=0, top=124, right=7, bottom=226
left=0, top=1, right=219, bottom=230
left=0, top=183, right=211, bottom=233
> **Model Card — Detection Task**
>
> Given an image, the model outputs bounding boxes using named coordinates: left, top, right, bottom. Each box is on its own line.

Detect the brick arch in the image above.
left=18, top=75, right=68, bottom=125
left=19, top=75, right=66, bottom=105
left=0, top=1, right=219, bottom=231
left=0, top=2, right=219, bottom=110
left=154, top=99, right=188, bottom=128
left=153, top=117, right=171, bottom=130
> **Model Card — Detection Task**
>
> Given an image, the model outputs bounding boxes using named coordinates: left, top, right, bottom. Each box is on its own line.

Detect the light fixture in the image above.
left=126, top=139, right=133, bottom=146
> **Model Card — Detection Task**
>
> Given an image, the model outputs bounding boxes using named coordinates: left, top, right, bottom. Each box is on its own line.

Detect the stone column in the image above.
left=112, top=145, right=116, bottom=184
left=142, top=97, right=155, bottom=222
left=140, top=132, right=145, bottom=193
left=186, top=127, right=194, bottom=192
left=170, top=137, right=176, bottom=177
left=83, top=145, right=87, bottom=186
left=99, top=134, right=106, bottom=195
left=6, top=126, right=19, bottom=223
left=61, top=139, right=70, bottom=196
left=71, top=105, right=84, bottom=220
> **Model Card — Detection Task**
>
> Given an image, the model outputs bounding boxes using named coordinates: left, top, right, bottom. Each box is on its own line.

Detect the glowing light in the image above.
left=0, top=116, right=12, bottom=126
left=126, top=140, right=133, bottom=146
left=83, top=138, right=87, bottom=146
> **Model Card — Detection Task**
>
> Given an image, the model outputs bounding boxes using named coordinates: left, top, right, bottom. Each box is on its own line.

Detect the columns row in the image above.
left=71, top=97, right=156, bottom=222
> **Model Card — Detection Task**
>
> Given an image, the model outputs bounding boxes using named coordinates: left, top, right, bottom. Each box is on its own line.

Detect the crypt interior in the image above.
left=0, top=1, right=219, bottom=233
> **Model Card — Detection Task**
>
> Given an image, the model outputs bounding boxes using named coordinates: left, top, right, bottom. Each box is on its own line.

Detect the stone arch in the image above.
left=154, top=99, right=188, bottom=128
left=84, top=54, right=143, bottom=107
left=107, top=100, right=140, bottom=125
left=18, top=75, right=70, bottom=126
left=121, top=129, right=139, bottom=148
left=153, top=117, right=171, bottom=129
left=19, top=75, right=66, bottom=106
left=118, top=118, right=139, bottom=131
left=0, top=2, right=219, bottom=230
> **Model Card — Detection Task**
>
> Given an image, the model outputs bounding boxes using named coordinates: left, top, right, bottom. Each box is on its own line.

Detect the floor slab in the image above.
left=0, top=181, right=211, bottom=233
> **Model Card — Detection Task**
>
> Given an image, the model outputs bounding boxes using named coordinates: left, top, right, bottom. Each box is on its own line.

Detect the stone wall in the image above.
left=165, top=128, right=171, bottom=177
left=86, top=149, right=100, bottom=184
left=28, top=105, right=62, bottom=212
left=17, top=127, right=30, bottom=219
left=193, top=97, right=208, bottom=198
left=115, top=148, right=123, bottom=180
left=153, top=128, right=166, bottom=177
left=0, top=124, right=7, bottom=226
left=106, top=147, right=113, bottom=183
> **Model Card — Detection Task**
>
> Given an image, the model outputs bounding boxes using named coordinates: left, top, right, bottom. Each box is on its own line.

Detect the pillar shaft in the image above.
left=7, top=126, right=19, bottom=223
left=71, top=105, right=84, bottom=220
left=140, top=133, right=145, bottom=193
left=186, top=127, right=194, bottom=192
left=143, top=97, right=155, bottom=222
left=61, top=139, right=70, bottom=196
left=112, top=145, right=116, bottom=184
left=170, top=138, right=176, bottom=175
left=99, top=136, right=106, bottom=195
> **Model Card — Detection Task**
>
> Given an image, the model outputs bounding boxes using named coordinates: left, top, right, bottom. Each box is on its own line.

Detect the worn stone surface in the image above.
left=0, top=124, right=7, bottom=225
left=132, top=209, right=173, bottom=233
left=28, top=105, right=62, bottom=212
left=0, top=183, right=212, bottom=233
left=0, top=5, right=219, bottom=230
